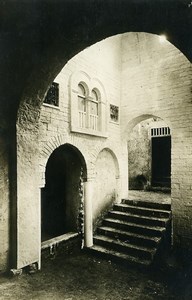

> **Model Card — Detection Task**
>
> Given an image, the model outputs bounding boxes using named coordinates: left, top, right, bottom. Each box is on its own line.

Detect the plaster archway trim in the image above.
left=69, top=70, right=107, bottom=99
left=123, top=112, right=173, bottom=138
left=94, top=147, right=120, bottom=180
left=93, top=145, right=124, bottom=203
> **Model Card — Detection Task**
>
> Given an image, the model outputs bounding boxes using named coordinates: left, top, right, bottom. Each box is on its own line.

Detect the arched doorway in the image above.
left=41, top=143, right=87, bottom=242
left=128, top=116, right=171, bottom=201
left=151, top=125, right=171, bottom=189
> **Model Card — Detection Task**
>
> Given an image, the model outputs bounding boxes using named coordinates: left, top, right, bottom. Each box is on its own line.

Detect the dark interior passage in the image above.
left=41, top=144, right=86, bottom=242
left=152, top=136, right=171, bottom=188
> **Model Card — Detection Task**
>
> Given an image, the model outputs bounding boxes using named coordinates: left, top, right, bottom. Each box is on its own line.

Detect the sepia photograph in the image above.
left=0, top=0, right=192, bottom=299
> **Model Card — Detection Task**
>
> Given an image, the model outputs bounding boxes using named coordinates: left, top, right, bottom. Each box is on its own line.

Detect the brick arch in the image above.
left=39, top=134, right=93, bottom=187
left=40, top=135, right=123, bottom=187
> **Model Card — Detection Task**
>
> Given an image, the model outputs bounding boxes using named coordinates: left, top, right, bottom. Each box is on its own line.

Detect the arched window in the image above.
left=91, top=89, right=99, bottom=115
left=90, top=89, right=99, bottom=130
left=70, top=71, right=107, bottom=137
left=78, top=84, right=86, bottom=112
left=78, top=83, right=87, bottom=128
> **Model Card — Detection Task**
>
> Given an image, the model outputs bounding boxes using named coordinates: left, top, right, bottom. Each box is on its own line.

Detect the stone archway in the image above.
left=41, top=143, right=87, bottom=242
left=126, top=114, right=172, bottom=202
left=4, top=2, right=191, bottom=272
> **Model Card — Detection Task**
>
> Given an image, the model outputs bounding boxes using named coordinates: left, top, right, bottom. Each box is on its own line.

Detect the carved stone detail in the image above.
left=77, top=167, right=84, bottom=247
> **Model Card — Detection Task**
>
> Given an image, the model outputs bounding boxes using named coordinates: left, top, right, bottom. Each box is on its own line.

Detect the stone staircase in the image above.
left=90, top=199, right=171, bottom=267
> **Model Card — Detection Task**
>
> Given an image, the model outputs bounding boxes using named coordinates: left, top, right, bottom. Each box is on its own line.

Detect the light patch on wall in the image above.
left=159, top=34, right=167, bottom=43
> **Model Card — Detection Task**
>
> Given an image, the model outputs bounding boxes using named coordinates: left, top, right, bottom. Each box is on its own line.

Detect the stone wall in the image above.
left=128, top=119, right=151, bottom=190
left=0, top=136, right=10, bottom=272
left=93, top=149, right=118, bottom=229
left=38, top=36, right=127, bottom=242
left=128, top=117, right=170, bottom=190
left=16, top=117, right=41, bottom=270
left=121, top=32, right=192, bottom=246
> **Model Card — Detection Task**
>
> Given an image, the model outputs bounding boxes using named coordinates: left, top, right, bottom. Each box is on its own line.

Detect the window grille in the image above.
left=110, top=105, right=119, bottom=122
left=44, top=82, right=59, bottom=107
left=151, top=126, right=170, bottom=137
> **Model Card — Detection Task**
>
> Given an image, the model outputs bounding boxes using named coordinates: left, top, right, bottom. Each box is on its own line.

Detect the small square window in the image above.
left=44, top=82, right=59, bottom=107
left=110, top=104, right=119, bottom=122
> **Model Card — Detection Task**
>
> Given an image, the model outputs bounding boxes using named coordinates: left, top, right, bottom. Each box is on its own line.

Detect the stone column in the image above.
left=115, top=176, right=121, bottom=203
left=84, top=180, right=93, bottom=247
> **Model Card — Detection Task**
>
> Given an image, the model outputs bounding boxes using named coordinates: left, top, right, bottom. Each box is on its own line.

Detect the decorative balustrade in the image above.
left=78, top=112, right=98, bottom=131
left=89, top=114, right=98, bottom=130
left=79, top=111, right=86, bottom=128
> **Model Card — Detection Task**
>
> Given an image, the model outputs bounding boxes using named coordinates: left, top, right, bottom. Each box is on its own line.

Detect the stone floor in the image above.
left=0, top=191, right=181, bottom=300
left=0, top=250, right=192, bottom=300
left=128, top=190, right=171, bottom=204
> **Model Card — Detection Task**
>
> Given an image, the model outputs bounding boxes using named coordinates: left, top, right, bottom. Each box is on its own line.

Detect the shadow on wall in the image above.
left=129, top=174, right=149, bottom=190
left=128, top=118, right=152, bottom=190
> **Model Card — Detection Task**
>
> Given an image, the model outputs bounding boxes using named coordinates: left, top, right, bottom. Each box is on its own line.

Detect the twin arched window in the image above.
left=77, top=83, right=99, bottom=131
left=70, top=71, right=107, bottom=137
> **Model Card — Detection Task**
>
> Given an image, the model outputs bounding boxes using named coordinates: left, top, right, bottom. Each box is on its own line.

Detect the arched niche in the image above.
left=92, top=148, right=120, bottom=229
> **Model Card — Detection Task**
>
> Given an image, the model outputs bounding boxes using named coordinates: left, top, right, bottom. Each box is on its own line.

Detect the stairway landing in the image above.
left=129, top=190, right=171, bottom=205
left=89, top=193, right=171, bottom=268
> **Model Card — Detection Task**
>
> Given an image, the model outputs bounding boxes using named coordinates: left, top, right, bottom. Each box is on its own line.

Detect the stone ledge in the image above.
left=41, top=233, right=82, bottom=259
left=41, top=232, right=79, bottom=250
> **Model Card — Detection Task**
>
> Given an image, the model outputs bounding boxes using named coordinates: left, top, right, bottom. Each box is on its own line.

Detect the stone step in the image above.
left=94, top=235, right=156, bottom=260
left=91, top=199, right=171, bottom=268
left=89, top=245, right=151, bottom=267
left=122, top=199, right=171, bottom=211
left=113, top=203, right=171, bottom=218
left=103, top=218, right=165, bottom=237
left=108, top=211, right=169, bottom=227
left=97, top=226, right=161, bottom=248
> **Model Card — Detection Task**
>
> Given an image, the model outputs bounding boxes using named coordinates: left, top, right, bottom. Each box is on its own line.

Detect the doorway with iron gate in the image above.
left=151, top=127, right=171, bottom=189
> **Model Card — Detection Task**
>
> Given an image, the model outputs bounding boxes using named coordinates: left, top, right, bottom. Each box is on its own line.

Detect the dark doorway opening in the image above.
left=41, top=144, right=86, bottom=242
left=152, top=136, right=171, bottom=188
